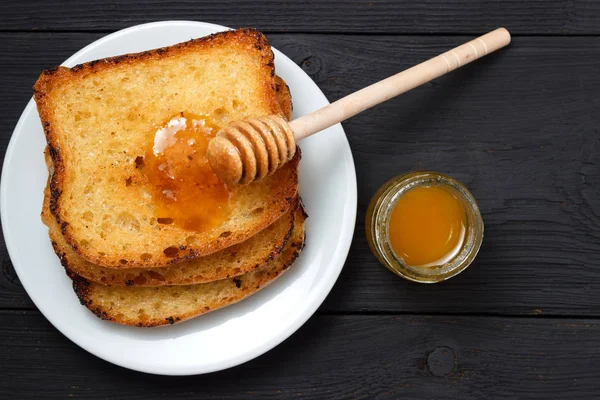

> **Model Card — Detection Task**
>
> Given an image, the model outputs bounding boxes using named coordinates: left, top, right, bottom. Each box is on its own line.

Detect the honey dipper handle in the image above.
left=289, top=27, right=511, bottom=140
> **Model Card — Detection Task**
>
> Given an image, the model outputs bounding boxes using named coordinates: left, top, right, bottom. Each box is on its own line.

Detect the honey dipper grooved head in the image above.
left=208, top=115, right=296, bottom=185
left=207, top=136, right=244, bottom=185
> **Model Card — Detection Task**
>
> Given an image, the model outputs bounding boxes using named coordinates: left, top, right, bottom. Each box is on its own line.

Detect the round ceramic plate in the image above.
left=0, top=21, right=356, bottom=375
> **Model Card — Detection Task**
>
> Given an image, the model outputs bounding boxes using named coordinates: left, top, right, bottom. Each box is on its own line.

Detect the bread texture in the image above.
left=275, top=75, right=292, bottom=121
left=34, top=28, right=298, bottom=268
left=68, top=204, right=306, bottom=327
left=43, top=182, right=298, bottom=286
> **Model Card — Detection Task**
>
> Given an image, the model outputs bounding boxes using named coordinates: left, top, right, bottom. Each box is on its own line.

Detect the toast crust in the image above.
left=43, top=181, right=299, bottom=285
left=34, top=29, right=298, bottom=267
left=68, top=204, right=306, bottom=327
left=275, top=75, right=293, bottom=121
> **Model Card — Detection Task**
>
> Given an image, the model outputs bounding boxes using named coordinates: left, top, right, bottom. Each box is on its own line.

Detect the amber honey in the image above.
left=366, top=172, right=484, bottom=283
left=388, top=186, right=467, bottom=267
left=144, top=112, right=234, bottom=232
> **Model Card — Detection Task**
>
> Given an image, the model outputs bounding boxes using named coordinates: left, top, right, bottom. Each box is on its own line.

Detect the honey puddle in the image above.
left=144, top=112, right=233, bottom=232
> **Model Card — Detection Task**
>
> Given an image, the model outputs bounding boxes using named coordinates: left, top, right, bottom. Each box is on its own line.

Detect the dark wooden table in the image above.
left=1, top=1, right=600, bottom=398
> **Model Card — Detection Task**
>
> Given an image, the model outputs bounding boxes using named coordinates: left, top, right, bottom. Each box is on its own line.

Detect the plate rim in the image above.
left=0, top=20, right=357, bottom=375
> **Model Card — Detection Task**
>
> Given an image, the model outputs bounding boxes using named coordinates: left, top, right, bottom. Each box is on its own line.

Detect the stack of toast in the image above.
left=34, top=28, right=306, bottom=327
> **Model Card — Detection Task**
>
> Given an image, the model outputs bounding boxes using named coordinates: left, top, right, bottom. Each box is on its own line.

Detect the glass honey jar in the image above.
left=366, top=171, right=484, bottom=283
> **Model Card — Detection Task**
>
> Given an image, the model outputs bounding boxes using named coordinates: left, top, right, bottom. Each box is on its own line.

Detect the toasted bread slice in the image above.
left=275, top=75, right=292, bottom=120
left=68, top=204, right=306, bottom=327
left=43, top=181, right=298, bottom=285
left=34, top=28, right=298, bottom=268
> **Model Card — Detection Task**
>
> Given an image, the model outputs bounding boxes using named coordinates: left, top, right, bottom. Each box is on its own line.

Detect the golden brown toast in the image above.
left=42, top=182, right=298, bottom=286
left=68, top=205, right=306, bottom=327
left=275, top=75, right=292, bottom=120
left=34, top=28, right=298, bottom=268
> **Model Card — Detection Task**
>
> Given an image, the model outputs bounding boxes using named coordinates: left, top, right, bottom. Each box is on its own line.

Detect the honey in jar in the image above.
left=388, top=186, right=467, bottom=267
left=366, top=172, right=484, bottom=283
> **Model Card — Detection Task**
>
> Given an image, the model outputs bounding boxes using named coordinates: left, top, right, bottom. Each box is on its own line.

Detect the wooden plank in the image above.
left=0, top=33, right=599, bottom=315
left=2, top=310, right=600, bottom=398
left=271, top=35, right=600, bottom=315
left=1, top=0, right=600, bottom=34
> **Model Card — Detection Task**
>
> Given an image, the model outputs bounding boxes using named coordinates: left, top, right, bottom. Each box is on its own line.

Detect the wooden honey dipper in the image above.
left=207, top=28, right=511, bottom=184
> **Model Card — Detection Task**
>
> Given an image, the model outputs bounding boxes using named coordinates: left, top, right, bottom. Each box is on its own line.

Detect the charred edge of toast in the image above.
left=33, top=28, right=280, bottom=265
left=282, top=233, right=306, bottom=271
left=258, top=198, right=298, bottom=266
left=275, top=76, right=293, bottom=121
left=66, top=209, right=307, bottom=327
left=283, top=203, right=307, bottom=271
left=67, top=268, right=115, bottom=323
left=49, top=240, right=67, bottom=267
left=46, top=142, right=63, bottom=226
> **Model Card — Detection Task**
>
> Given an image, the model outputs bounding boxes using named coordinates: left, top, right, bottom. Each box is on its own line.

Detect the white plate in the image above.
left=0, top=21, right=356, bottom=375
